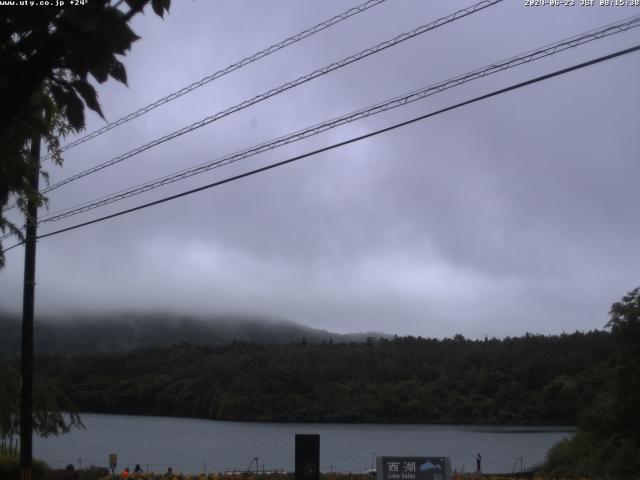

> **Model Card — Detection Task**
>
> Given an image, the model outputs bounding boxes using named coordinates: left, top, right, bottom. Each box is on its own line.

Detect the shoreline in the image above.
left=73, top=412, right=577, bottom=431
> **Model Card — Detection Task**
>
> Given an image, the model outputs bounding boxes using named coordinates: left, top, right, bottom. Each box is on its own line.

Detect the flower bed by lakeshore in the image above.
left=99, top=475, right=549, bottom=480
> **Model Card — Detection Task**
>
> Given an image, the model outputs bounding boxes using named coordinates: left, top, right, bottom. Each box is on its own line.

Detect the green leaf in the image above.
left=151, top=0, right=165, bottom=18
left=124, top=0, right=148, bottom=10
left=64, top=89, right=85, bottom=131
left=60, top=8, right=99, bottom=33
left=40, top=82, right=85, bottom=131
left=72, top=80, right=104, bottom=118
left=108, top=59, right=127, bottom=85
left=101, top=9, right=140, bottom=54
left=89, top=60, right=110, bottom=83
left=49, top=84, right=67, bottom=109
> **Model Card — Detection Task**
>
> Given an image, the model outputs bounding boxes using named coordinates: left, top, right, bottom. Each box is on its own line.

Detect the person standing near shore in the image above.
left=476, top=453, right=482, bottom=473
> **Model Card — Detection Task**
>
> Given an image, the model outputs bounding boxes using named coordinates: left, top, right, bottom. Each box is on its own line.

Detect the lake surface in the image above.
left=34, top=413, right=573, bottom=475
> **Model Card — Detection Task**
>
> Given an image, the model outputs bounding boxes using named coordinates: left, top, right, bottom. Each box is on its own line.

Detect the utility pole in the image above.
left=20, top=133, right=40, bottom=480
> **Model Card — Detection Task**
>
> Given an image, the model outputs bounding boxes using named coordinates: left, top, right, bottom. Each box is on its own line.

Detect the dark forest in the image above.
left=24, top=329, right=613, bottom=425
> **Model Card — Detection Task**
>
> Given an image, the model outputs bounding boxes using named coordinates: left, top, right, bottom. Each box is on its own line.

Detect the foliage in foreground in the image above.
left=0, top=0, right=170, bottom=267
left=0, top=453, right=50, bottom=480
left=540, top=287, right=640, bottom=479
left=0, top=363, right=83, bottom=455
left=542, top=432, right=640, bottom=479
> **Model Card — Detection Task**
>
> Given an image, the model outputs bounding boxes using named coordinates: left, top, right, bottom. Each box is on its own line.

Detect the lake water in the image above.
left=34, top=413, right=573, bottom=475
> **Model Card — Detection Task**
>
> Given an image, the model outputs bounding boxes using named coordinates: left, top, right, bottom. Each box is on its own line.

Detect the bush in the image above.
left=541, top=431, right=640, bottom=479
left=0, top=453, right=51, bottom=480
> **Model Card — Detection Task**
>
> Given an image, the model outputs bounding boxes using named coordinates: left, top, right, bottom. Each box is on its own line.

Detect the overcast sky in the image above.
left=1, top=0, right=639, bottom=338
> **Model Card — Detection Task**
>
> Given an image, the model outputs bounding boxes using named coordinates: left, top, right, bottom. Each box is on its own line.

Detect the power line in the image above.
left=2, top=0, right=392, bottom=214
left=2, top=14, right=637, bottom=244
left=2, top=42, right=635, bottom=254
left=1, top=242, right=23, bottom=253
left=40, top=0, right=391, bottom=161
left=33, top=15, right=640, bottom=226
left=31, top=0, right=503, bottom=197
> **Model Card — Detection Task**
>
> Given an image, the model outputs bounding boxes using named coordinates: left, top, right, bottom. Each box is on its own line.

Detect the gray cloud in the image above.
left=1, top=0, right=638, bottom=338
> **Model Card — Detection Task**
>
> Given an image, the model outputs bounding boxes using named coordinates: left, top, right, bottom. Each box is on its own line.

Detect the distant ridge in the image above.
left=0, top=311, right=390, bottom=357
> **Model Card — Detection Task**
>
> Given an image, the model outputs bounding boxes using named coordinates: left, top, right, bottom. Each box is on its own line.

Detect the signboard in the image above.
left=376, top=457, right=451, bottom=480
left=109, top=453, right=117, bottom=470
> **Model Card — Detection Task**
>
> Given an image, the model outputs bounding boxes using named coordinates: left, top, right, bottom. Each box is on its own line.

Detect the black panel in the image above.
left=295, top=434, right=320, bottom=480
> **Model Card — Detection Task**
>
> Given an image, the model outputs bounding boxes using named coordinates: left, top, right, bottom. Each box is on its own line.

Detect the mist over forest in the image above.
left=0, top=312, right=389, bottom=357
left=0, top=312, right=614, bottom=426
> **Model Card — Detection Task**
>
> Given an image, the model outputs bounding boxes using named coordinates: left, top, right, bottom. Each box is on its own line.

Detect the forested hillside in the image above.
left=28, top=331, right=613, bottom=425
left=0, top=312, right=387, bottom=357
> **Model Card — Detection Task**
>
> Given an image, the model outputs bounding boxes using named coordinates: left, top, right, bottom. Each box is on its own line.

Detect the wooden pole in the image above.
left=20, top=133, right=40, bottom=480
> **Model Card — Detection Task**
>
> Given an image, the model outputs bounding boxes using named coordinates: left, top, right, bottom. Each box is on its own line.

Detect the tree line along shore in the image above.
left=32, top=331, right=612, bottom=425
